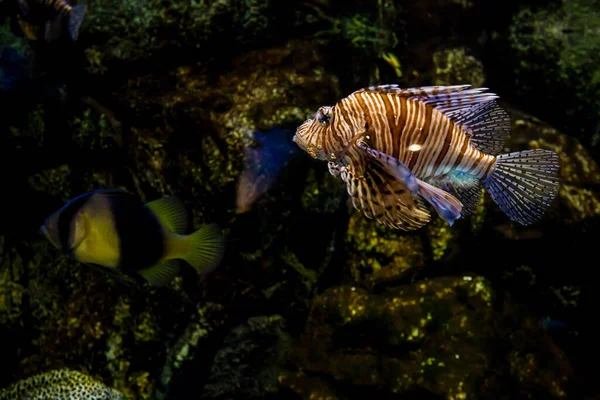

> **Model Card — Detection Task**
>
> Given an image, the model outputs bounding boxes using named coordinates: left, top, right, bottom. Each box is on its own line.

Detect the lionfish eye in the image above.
left=317, top=108, right=331, bottom=125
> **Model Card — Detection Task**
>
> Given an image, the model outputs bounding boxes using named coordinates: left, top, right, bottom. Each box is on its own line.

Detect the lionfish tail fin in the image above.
left=484, top=149, right=559, bottom=225
left=417, top=180, right=463, bottom=226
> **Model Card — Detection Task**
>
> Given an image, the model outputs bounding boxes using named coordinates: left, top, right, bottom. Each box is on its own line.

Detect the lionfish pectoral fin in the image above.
left=416, top=180, right=463, bottom=226
left=345, top=154, right=430, bottom=231
left=356, top=142, right=419, bottom=196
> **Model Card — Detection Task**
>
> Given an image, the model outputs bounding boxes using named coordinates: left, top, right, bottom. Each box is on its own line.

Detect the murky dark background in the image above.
left=0, top=0, right=598, bottom=399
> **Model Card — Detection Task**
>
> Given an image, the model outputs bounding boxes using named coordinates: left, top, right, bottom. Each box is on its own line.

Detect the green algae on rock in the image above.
left=432, top=47, right=486, bottom=88
left=290, top=276, right=571, bottom=398
left=508, top=0, right=600, bottom=145
left=202, top=315, right=292, bottom=399
left=345, top=213, right=426, bottom=288
left=122, top=39, right=340, bottom=223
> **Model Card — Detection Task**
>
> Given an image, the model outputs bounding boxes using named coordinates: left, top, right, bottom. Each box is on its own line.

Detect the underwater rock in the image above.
left=81, top=0, right=300, bottom=75
left=300, top=166, right=347, bottom=215
left=278, top=370, right=341, bottom=400
left=122, top=39, right=340, bottom=220
left=291, top=276, right=571, bottom=399
left=0, top=368, right=123, bottom=400
left=1, top=34, right=345, bottom=399
left=0, top=242, right=24, bottom=327
left=508, top=0, right=600, bottom=148
left=344, top=213, right=426, bottom=289
left=202, top=315, right=292, bottom=399
left=432, top=47, right=486, bottom=88
left=156, top=302, right=225, bottom=400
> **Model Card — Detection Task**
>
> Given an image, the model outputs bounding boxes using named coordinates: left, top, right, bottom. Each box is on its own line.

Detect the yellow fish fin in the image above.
left=137, top=259, right=181, bottom=287
left=145, top=196, right=189, bottom=234
left=181, top=223, right=224, bottom=274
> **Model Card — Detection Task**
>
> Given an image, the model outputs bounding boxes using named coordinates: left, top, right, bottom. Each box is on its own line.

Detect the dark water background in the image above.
left=0, top=0, right=598, bottom=399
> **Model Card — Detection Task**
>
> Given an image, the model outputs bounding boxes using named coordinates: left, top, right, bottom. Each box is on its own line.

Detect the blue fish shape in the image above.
left=237, top=128, right=299, bottom=213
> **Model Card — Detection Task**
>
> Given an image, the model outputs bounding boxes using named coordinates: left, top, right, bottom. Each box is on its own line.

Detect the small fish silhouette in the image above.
left=237, top=128, right=299, bottom=213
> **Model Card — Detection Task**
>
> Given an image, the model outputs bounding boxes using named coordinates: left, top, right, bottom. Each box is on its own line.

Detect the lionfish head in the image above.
left=293, top=106, right=334, bottom=160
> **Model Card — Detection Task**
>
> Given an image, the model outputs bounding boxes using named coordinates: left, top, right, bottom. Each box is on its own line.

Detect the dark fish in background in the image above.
left=293, top=84, right=560, bottom=230
left=236, top=128, right=299, bottom=213
left=0, top=46, right=31, bottom=92
left=16, top=0, right=87, bottom=42
left=40, top=188, right=225, bottom=287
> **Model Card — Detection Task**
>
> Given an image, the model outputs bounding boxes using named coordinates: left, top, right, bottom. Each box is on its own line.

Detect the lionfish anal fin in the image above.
left=427, top=175, right=483, bottom=218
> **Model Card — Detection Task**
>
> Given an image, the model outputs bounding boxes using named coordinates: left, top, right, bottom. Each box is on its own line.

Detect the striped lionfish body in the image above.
left=293, top=85, right=560, bottom=231
left=16, top=0, right=87, bottom=41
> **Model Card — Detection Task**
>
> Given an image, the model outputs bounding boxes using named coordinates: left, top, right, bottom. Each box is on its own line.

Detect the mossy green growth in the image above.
left=300, top=169, right=345, bottom=214
left=432, top=47, right=485, bottom=88
left=82, top=0, right=281, bottom=72
left=426, top=217, right=456, bottom=262
left=133, top=311, right=160, bottom=343
left=0, top=250, right=24, bottom=326
left=469, top=190, right=487, bottom=234
left=280, top=252, right=317, bottom=293
left=71, top=109, right=121, bottom=150
left=509, top=0, right=600, bottom=140
left=345, top=213, right=425, bottom=287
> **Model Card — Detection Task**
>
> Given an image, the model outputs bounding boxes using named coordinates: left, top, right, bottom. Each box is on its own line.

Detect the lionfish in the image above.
left=293, top=84, right=560, bottom=231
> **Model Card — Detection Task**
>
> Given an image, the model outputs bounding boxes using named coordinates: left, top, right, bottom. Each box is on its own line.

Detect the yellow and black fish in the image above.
left=16, top=0, right=87, bottom=41
left=40, top=188, right=225, bottom=287
left=293, top=84, right=560, bottom=230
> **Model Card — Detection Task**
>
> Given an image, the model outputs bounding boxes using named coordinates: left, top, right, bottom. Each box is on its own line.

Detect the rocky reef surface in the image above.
left=0, top=0, right=597, bottom=399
